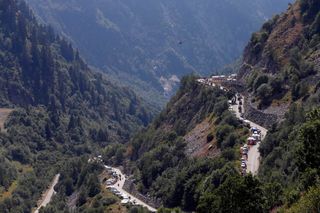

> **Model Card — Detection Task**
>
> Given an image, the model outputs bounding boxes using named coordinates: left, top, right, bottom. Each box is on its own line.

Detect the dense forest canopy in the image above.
left=0, top=0, right=152, bottom=211
left=0, top=0, right=153, bottom=144
left=0, top=0, right=319, bottom=212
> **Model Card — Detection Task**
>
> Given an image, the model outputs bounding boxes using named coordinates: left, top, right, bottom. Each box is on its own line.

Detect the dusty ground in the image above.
left=34, top=174, right=60, bottom=213
left=0, top=108, right=13, bottom=132
left=183, top=118, right=220, bottom=158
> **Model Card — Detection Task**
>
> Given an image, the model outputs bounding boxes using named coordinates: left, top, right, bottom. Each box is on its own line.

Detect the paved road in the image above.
left=199, top=78, right=268, bottom=175
left=231, top=95, right=268, bottom=175
left=106, top=166, right=157, bottom=212
left=245, top=119, right=267, bottom=175
left=34, top=174, right=60, bottom=213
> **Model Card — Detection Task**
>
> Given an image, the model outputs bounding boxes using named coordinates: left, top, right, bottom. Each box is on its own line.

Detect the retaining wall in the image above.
left=123, top=179, right=162, bottom=208
left=243, top=97, right=281, bottom=129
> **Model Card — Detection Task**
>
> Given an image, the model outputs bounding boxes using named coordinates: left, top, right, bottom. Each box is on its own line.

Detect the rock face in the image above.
left=243, top=95, right=288, bottom=129
left=123, top=179, right=161, bottom=208
left=238, top=1, right=320, bottom=122
left=26, top=0, right=291, bottom=106
left=244, top=102, right=279, bottom=129
left=183, top=118, right=220, bottom=158
left=238, top=3, right=305, bottom=80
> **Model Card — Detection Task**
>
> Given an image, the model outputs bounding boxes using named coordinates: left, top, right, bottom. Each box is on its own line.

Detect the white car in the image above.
left=121, top=199, right=130, bottom=204
left=122, top=194, right=129, bottom=199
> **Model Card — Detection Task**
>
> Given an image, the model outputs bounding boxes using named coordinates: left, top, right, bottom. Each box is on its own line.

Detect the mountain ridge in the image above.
left=26, top=0, right=292, bottom=106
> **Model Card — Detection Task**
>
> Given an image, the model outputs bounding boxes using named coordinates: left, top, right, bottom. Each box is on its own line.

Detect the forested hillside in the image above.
left=0, top=0, right=152, bottom=211
left=0, top=0, right=319, bottom=212
left=97, top=1, right=320, bottom=212
left=239, top=0, right=320, bottom=211
left=258, top=105, right=320, bottom=211
left=0, top=0, right=151, bottom=139
left=101, top=76, right=275, bottom=212
left=26, top=0, right=291, bottom=106
left=100, top=70, right=320, bottom=212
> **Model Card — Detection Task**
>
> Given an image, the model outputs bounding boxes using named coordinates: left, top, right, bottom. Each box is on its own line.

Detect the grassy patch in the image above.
left=12, top=161, right=33, bottom=174
left=0, top=180, right=18, bottom=201
left=0, top=161, right=33, bottom=201
left=0, top=108, right=13, bottom=132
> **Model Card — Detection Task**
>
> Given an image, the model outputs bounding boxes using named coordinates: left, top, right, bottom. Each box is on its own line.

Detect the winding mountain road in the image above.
left=199, top=78, right=269, bottom=174
left=231, top=95, right=268, bottom=175
left=106, top=166, right=157, bottom=212
left=34, top=174, right=60, bottom=213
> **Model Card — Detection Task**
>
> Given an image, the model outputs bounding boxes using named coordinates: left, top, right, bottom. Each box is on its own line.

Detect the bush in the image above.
left=221, top=113, right=239, bottom=127
left=257, top=83, right=272, bottom=100
left=216, top=125, right=234, bottom=148
left=102, top=197, right=117, bottom=206
left=269, top=77, right=283, bottom=94
left=207, top=133, right=214, bottom=143
left=221, top=133, right=238, bottom=149
left=287, top=184, right=320, bottom=213
left=213, top=99, right=228, bottom=115
left=221, top=148, right=236, bottom=161
left=291, top=82, right=308, bottom=101
left=253, top=74, right=269, bottom=91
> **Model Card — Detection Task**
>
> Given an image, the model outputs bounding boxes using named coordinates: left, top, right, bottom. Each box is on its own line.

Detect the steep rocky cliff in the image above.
left=238, top=0, right=320, bottom=123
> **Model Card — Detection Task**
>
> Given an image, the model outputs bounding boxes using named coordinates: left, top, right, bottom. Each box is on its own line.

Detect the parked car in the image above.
left=243, top=120, right=251, bottom=128
left=251, top=127, right=261, bottom=134
left=252, top=133, right=261, bottom=141
left=247, top=137, right=257, bottom=145
left=241, top=145, right=249, bottom=154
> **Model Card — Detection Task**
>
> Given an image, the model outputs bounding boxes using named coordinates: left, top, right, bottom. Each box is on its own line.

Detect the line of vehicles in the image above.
left=228, top=93, right=262, bottom=176
left=240, top=127, right=262, bottom=175
left=107, top=186, right=136, bottom=205
left=104, top=166, right=136, bottom=205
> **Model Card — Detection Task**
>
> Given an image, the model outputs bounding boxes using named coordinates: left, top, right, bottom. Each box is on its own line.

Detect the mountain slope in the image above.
left=0, top=0, right=152, bottom=211
left=113, top=1, right=320, bottom=212
left=236, top=0, right=320, bottom=211
left=0, top=0, right=151, bottom=142
left=26, top=0, right=292, bottom=106
left=99, top=76, right=260, bottom=211
left=97, top=1, right=320, bottom=212
left=239, top=0, right=320, bottom=109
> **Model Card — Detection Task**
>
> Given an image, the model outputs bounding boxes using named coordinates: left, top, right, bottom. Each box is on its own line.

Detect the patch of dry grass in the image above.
left=0, top=161, right=33, bottom=201
left=0, top=108, right=13, bottom=132
left=0, top=180, right=18, bottom=201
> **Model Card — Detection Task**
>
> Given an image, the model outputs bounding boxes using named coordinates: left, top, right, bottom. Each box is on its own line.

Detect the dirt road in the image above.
left=244, top=119, right=267, bottom=175
left=34, top=174, right=60, bottom=213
